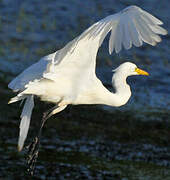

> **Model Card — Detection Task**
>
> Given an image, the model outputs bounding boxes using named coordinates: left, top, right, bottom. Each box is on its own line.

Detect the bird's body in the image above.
left=8, top=5, right=167, bottom=153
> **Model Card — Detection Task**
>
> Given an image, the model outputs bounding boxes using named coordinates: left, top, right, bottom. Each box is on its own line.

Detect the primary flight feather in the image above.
left=8, top=5, right=167, bottom=153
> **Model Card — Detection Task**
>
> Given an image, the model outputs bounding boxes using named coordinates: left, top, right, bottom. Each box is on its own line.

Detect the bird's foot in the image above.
left=26, top=137, right=40, bottom=176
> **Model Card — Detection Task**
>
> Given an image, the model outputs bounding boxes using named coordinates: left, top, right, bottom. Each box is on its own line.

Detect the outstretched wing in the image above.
left=98, top=5, right=167, bottom=53
left=8, top=52, right=56, bottom=91
left=45, top=5, right=167, bottom=79
left=9, top=6, right=167, bottom=90
left=82, top=5, right=167, bottom=54
left=8, top=5, right=167, bottom=153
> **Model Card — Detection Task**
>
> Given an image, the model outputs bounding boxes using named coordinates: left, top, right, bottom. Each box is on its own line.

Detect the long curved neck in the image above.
left=112, top=72, right=130, bottom=95
left=101, top=72, right=131, bottom=107
left=74, top=72, right=131, bottom=107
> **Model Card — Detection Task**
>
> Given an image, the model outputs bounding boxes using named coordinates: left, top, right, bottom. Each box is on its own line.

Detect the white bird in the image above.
left=8, top=5, right=167, bottom=156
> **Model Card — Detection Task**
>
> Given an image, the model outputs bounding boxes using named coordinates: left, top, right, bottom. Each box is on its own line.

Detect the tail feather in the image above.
left=18, top=95, right=34, bottom=151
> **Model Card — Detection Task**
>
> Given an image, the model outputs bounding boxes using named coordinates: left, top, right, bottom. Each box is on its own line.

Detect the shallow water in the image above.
left=0, top=0, right=170, bottom=179
left=1, top=93, right=170, bottom=179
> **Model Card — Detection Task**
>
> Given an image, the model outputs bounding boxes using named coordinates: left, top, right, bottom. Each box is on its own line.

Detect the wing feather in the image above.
left=8, top=5, right=167, bottom=89
left=115, top=22, right=123, bottom=53
left=149, top=25, right=168, bottom=35
left=133, top=14, right=156, bottom=46
left=109, top=22, right=117, bottom=54
left=99, top=23, right=112, bottom=47
left=140, top=10, right=163, bottom=25
left=8, top=53, right=56, bottom=91
left=122, top=19, right=132, bottom=49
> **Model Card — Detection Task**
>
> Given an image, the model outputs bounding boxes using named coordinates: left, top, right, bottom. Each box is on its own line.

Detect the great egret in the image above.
left=8, top=5, right=167, bottom=173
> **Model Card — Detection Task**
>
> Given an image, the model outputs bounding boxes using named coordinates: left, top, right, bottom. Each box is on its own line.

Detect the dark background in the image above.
left=0, top=0, right=170, bottom=179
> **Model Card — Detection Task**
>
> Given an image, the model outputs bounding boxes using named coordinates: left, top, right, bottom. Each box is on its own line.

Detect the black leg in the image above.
left=26, top=105, right=58, bottom=175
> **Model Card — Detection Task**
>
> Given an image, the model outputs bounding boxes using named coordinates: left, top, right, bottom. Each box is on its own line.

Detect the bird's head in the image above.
left=112, top=62, right=149, bottom=77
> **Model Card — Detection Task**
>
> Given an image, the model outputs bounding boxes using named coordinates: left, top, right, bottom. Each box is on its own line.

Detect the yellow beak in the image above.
left=135, top=68, right=149, bottom=76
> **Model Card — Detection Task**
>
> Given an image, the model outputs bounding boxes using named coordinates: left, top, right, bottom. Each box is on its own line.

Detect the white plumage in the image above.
left=8, top=6, right=167, bottom=151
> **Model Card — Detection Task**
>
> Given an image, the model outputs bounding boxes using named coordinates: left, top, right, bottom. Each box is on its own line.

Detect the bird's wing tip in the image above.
left=164, top=29, right=168, bottom=35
